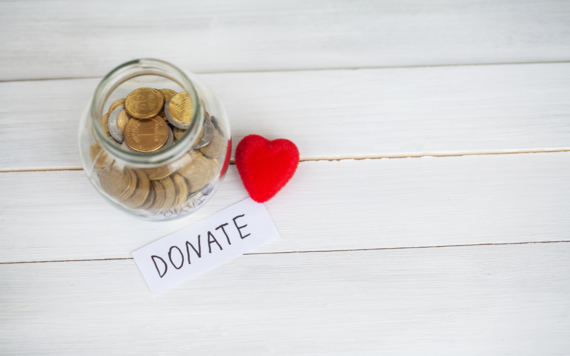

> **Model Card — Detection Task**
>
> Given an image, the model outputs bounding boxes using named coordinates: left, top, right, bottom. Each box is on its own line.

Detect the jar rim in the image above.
left=90, top=58, right=203, bottom=167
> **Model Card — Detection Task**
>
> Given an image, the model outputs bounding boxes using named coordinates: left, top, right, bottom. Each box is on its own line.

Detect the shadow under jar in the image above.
left=78, top=59, right=231, bottom=221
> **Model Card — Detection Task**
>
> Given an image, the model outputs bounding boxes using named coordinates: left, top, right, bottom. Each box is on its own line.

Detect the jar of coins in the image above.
left=78, top=59, right=231, bottom=221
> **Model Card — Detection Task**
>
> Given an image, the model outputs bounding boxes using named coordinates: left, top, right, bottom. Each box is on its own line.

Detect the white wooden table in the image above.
left=1, top=1, right=570, bottom=354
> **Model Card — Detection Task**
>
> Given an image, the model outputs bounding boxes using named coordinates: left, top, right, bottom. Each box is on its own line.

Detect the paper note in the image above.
left=132, top=198, right=280, bottom=295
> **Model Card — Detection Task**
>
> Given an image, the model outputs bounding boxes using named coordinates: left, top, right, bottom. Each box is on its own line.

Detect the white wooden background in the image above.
left=1, top=1, right=570, bottom=354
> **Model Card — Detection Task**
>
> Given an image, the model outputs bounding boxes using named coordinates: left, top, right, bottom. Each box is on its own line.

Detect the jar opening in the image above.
left=91, top=58, right=203, bottom=168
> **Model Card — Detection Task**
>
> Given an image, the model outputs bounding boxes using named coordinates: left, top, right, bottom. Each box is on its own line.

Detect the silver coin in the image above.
left=108, top=106, right=125, bottom=143
left=210, top=115, right=224, bottom=136
left=165, top=97, right=191, bottom=129
left=193, top=116, right=214, bottom=149
left=107, top=135, right=121, bottom=146
left=202, top=184, right=214, bottom=196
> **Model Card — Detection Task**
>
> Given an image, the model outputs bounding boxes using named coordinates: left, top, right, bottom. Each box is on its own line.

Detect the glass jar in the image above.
left=78, top=59, right=231, bottom=221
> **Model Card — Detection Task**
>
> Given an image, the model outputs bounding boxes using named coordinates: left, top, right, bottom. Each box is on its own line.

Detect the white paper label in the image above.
left=132, top=198, right=280, bottom=295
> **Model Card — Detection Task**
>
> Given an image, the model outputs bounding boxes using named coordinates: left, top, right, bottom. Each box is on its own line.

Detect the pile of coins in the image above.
left=89, top=87, right=228, bottom=217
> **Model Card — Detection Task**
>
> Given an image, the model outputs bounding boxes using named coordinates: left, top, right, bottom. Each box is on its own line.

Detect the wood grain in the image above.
left=2, top=63, right=570, bottom=171
left=1, top=0, right=570, bottom=81
left=1, top=152, right=569, bottom=263
left=1, top=243, right=569, bottom=355
left=1, top=1, right=568, bottom=353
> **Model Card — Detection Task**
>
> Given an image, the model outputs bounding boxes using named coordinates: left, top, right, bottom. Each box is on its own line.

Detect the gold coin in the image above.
left=156, top=109, right=168, bottom=123
left=178, top=151, right=214, bottom=193
left=119, top=168, right=138, bottom=200
left=173, top=127, right=187, bottom=141
left=168, top=92, right=194, bottom=126
left=157, top=88, right=166, bottom=104
left=125, top=88, right=164, bottom=119
left=100, top=166, right=131, bottom=198
left=89, top=142, right=114, bottom=170
left=108, top=99, right=125, bottom=114
left=209, top=155, right=221, bottom=170
left=124, top=116, right=169, bottom=152
left=139, top=188, right=155, bottom=211
left=143, top=162, right=177, bottom=180
left=207, top=156, right=221, bottom=182
left=101, top=113, right=111, bottom=137
left=160, top=89, right=177, bottom=102
left=201, top=129, right=226, bottom=159
left=148, top=181, right=166, bottom=212
left=160, top=176, right=177, bottom=210
left=123, top=170, right=150, bottom=209
left=172, top=173, right=189, bottom=208
left=117, top=110, right=131, bottom=133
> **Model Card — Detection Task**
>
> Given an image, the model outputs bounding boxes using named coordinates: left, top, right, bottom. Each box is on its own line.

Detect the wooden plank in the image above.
left=1, top=0, right=570, bottom=81
left=1, top=153, right=569, bottom=263
left=2, top=63, right=570, bottom=171
left=1, top=243, right=569, bottom=354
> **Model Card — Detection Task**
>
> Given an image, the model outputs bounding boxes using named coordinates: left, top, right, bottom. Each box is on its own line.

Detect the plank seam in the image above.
left=2, top=240, right=569, bottom=265
left=0, top=167, right=85, bottom=173
left=1, top=60, right=569, bottom=83
left=1, top=148, right=569, bottom=173
left=299, top=148, right=570, bottom=162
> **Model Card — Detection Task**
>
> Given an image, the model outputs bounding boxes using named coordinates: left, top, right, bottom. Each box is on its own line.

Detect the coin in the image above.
left=201, top=129, right=226, bottom=159
left=90, top=142, right=114, bottom=170
left=108, top=135, right=122, bottom=146
left=210, top=115, right=224, bottom=136
left=209, top=156, right=221, bottom=171
left=207, top=157, right=221, bottom=182
left=139, top=187, right=155, bottom=211
left=164, top=97, right=178, bottom=127
left=101, top=113, right=111, bottom=137
left=117, top=110, right=131, bottom=133
left=168, top=92, right=194, bottom=128
left=108, top=98, right=125, bottom=114
left=95, top=87, right=226, bottom=216
left=172, top=173, right=189, bottom=208
left=143, top=162, right=177, bottom=180
left=108, top=106, right=126, bottom=143
left=158, top=113, right=168, bottom=122
left=160, top=176, right=177, bottom=210
left=100, top=166, right=131, bottom=198
left=124, top=116, right=169, bottom=152
left=125, top=88, right=164, bottom=119
left=178, top=151, right=214, bottom=193
left=161, top=126, right=174, bottom=150
left=193, top=116, right=214, bottom=149
left=157, top=88, right=166, bottom=104
left=123, top=170, right=150, bottom=209
left=119, top=168, right=138, bottom=200
left=121, top=140, right=135, bottom=152
left=148, top=181, right=166, bottom=212
left=160, top=89, right=177, bottom=102
left=164, top=97, right=186, bottom=129
left=173, top=127, right=186, bottom=141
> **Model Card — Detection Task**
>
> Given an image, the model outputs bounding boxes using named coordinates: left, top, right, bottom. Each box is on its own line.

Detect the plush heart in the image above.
left=235, top=135, right=299, bottom=203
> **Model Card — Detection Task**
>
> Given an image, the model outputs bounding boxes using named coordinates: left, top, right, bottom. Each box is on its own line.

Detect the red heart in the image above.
left=235, top=135, right=299, bottom=203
